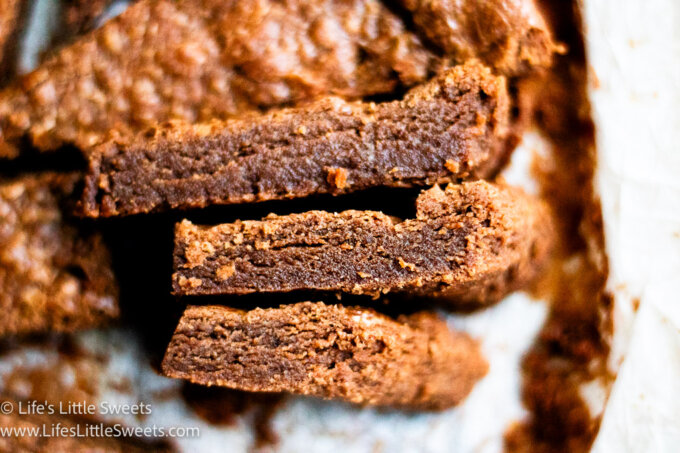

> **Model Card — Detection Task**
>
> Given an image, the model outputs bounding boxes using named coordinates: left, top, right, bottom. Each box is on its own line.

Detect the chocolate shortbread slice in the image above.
left=81, top=62, right=509, bottom=217
left=401, top=0, right=558, bottom=76
left=162, top=302, right=487, bottom=410
left=0, top=174, right=119, bottom=336
left=173, top=181, right=552, bottom=308
left=0, top=0, right=436, bottom=157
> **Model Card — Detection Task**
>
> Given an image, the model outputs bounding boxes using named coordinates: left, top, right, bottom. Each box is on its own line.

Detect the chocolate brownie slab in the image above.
left=0, top=0, right=436, bottom=157
left=0, top=173, right=118, bottom=336
left=401, top=0, right=558, bottom=76
left=162, top=302, right=487, bottom=410
left=173, top=181, right=553, bottom=308
left=81, top=62, right=509, bottom=217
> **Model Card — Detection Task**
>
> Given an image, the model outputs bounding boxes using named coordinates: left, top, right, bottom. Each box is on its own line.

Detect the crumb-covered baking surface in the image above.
left=504, top=1, right=613, bottom=451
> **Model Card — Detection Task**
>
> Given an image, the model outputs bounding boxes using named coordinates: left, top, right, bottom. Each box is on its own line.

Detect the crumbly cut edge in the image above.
left=78, top=61, right=509, bottom=217
left=161, top=302, right=488, bottom=410
left=171, top=181, right=553, bottom=308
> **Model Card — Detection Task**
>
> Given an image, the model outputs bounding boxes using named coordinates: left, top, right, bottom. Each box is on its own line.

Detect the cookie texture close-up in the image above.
left=162, top=302, right=488, bottom=410
left=0, top=0, right=674, bottom=452
left=399, top=0, right=558, bottom=75
left=0, top=173, right=119, bottom=337
left=80, top=62, right=510, bottom=217
left=173, top=181, right=553, bottom=308
left=0, top=0, right=438, bottom=157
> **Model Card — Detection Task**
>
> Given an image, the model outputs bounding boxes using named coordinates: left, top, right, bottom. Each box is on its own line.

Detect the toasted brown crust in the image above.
left=0, top=0, right=437, bottom=158
left=401, top=0, right=558, bottom=75
left=0, top=173, right=119, bottom=337
left=80, top=62, right=509, bottom=217
left=162, top=302, right=488, bottom=410
left=173, top=181, right=553, bottom=308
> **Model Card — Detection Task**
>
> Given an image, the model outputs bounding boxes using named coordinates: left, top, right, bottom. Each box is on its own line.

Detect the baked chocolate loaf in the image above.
left=401, top=0, right=558, bottom=75
left=173, top=181, right=552, bottom=308
left=81, top=62, right=509, bottom=217
left=162, top=302, right=487, bottom=410
left=0, top=173, right=119, bottom=336
left=0, top=0, right=436, bottom=157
